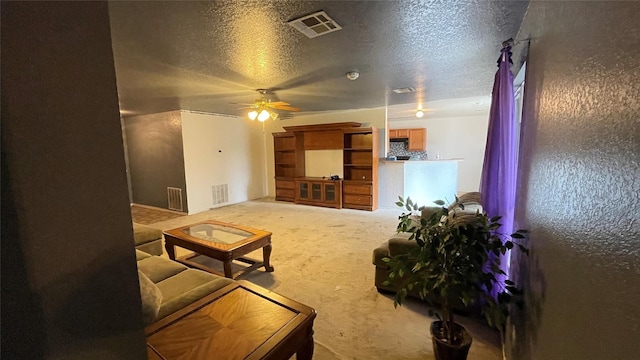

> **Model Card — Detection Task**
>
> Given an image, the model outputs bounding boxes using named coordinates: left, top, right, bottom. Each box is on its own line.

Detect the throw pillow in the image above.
left=137, top=270, right=163, bottom=326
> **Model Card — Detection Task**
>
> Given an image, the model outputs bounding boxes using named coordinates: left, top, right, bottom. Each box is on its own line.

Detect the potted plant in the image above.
left=382, top=196, right=528, bottom=360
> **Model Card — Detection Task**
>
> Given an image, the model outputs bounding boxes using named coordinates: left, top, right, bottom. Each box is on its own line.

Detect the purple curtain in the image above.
left=480, top=46, right=518, bottom=298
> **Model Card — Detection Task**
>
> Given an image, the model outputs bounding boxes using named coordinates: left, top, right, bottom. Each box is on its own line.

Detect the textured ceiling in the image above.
left=108, top=1, right=529, bottom=118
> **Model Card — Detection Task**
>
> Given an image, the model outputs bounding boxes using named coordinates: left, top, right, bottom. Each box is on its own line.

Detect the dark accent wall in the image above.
left=509, top=2, right=640, bottom=359
left=124, top=111, right=188, bottom=212
left=1, top=2, right=147, bottom=359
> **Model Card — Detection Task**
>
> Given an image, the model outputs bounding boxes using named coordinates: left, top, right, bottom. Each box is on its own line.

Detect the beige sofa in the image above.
left=135, top=249, right=235, bottom=325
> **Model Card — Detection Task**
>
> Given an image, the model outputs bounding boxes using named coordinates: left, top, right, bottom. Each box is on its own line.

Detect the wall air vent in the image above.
left=212, top=184, right=229, bottom=206
left=167, top=187, right=183, bottom=212
left=392, top=87, right=417, bottom=94
left=288, top=11, right=342, bottom=39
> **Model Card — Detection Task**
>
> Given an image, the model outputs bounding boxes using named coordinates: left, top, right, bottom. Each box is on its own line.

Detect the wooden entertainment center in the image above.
left=273, top=122, right=379, bottom=211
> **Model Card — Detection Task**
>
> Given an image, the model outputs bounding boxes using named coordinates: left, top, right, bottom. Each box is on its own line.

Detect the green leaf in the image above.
left=381, top=257, right=391, bottom=263
left=518, top=244, right=530, bottom=255
left=395, top=201, right=404, bottom=207
left=511, top=232, right=525, bottom=239
left=434, top=199, right=445, bottom=206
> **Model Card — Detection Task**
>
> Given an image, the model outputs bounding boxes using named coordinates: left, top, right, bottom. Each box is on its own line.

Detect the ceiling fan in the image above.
left=234, top=89, right=301, bottom=121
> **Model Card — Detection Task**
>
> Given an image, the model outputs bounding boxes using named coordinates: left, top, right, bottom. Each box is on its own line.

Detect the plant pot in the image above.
left=430, top=321, right=472, bottom=360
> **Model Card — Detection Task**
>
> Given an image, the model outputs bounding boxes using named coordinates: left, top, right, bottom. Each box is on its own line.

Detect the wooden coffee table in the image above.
left=146, top=281, right=316, bottom=360
left=163, top=220, right=274, bottom=279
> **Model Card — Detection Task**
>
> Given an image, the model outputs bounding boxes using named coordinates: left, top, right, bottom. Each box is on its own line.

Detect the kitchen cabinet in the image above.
left=389, top=128, right=426, bottom=151
left=295, top=178, right=342, bottom=209
left=388, top=129, right=409, bottom=139
left=408, top=128, right=426, bottom=151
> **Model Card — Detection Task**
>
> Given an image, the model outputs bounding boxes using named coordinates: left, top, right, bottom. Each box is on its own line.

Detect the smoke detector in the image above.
left=346, top=71, right=359, bottom=81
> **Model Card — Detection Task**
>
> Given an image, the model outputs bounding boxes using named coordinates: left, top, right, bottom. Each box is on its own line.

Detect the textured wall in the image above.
left=181, top=111, right=267, bottom=214
left=509, top=2, right=640, bottom=359
left=1, top=2, right=147, bottom=358
left=124, top=110, right=188, bottom=211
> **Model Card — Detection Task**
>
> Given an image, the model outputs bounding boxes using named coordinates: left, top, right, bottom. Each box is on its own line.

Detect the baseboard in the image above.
left=130, top=203, right=187, bottom=215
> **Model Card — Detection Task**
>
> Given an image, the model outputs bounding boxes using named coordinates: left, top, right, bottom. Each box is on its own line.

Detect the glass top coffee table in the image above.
left=163, top=220, right=274, bottom=279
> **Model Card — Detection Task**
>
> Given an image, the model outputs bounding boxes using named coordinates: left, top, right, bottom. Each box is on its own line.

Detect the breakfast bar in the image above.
left=378, top=159, right=462, bottom=208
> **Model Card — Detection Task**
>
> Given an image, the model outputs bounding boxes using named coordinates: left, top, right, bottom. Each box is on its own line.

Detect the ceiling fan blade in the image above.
left=268, top=101, right=291, bottom=106
left=270, top=104, right=301, bottom=112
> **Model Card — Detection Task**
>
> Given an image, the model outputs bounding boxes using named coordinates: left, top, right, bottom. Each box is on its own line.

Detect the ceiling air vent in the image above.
left=392, top=87, right=417, bottom=94
left=288, top=11, right=342, bottom=39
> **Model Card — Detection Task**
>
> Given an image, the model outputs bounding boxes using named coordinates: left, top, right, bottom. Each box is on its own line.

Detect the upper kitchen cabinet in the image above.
left=408, top=128, right=426, bottom=151
left=389, top=128, right=426, bottom=151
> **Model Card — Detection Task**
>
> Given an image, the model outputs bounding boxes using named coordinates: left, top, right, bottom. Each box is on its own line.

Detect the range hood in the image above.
left=389, top=137, right=408, bottom=142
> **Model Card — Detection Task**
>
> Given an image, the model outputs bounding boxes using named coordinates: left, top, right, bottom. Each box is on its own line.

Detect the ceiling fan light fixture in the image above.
left=248, top=110, right=259, bottom=120
left=415, top=109, right=425, bottom=118
left=257, top=109, right=271, bottom=122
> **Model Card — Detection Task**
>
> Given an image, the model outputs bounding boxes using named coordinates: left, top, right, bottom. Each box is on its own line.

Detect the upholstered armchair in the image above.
left=372, top=192, right=483, bottom=298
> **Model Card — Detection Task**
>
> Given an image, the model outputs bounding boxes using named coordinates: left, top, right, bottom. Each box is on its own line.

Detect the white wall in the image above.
left=181, top=111, right=266, bottom=214
left=263, top=108, right=386, bottom=197
left=390, top=113, right=489, bottom=193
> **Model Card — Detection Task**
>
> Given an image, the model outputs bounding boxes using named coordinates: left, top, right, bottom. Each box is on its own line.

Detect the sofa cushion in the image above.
left=156, top=269, right=234, bottom=319
left=137, top=256, right=188, bottom=283
left=135, top=249, right=152, bottom=261
left=136, top=239, right=163, bottom=257
left=138, top=270, right=163, bottom=325
left=133, top=223, right=163, bottom=246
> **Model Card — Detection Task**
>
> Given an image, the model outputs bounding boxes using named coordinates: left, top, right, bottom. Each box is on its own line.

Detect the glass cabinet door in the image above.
left=299, top=182, right=308, bottom=199
left=324, top=184, right=336, bottom=201
left=311, top=183, right=322, bottom=200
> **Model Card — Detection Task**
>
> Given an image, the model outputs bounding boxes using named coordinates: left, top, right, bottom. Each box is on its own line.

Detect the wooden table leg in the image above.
left=296, top=332, right=315, bottom=360
left=223, top=260, right=233, bottom=278
left=263, top=244, right=274, bottom=272
left=165, top=241, right=176, bottom=260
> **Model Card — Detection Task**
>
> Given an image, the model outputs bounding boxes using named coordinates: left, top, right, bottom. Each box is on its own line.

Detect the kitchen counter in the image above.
left=380, top=158, right=464, bottom=163
left=378, top=159, right=461, bottom=208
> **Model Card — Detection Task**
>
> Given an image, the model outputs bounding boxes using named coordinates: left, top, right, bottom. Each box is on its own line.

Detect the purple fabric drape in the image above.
left=480, top=46, right=518, bottom=299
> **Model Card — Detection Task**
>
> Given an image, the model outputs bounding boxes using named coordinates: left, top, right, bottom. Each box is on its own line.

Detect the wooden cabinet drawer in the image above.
left=276, top=188, right=295, bottom=198
left=343, top=183, right=372, bottom=195
left=343, top=194, right=372, bottom=206
left=276, top=180, right=295, bottom=189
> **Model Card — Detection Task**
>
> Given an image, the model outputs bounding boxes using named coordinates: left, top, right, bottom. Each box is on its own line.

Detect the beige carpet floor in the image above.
left=137, top=198, right=502, bottom=360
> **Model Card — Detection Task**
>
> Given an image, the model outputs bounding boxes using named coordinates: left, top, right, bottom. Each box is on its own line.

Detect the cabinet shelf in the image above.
left=273, top=124, right=377, bottom=211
